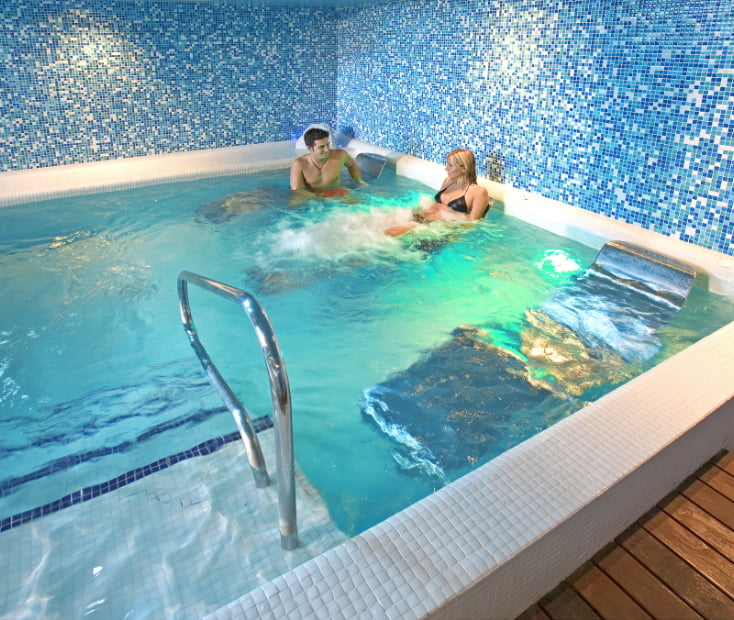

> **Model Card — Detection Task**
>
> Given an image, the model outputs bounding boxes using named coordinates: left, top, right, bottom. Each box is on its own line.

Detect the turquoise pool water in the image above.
left=1, top=168, right=732, bottom=536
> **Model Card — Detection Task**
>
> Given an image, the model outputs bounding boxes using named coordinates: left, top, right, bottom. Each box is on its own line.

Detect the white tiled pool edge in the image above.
left=0, top=141, right=298, bottom=206
left=208, top=323, right=734, bottom=620
left=4, top=140, right=733, bottom=620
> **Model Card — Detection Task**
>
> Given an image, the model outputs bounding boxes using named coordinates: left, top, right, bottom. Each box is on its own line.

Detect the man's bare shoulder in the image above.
left=330, top=148, right=351, bottom=161
left=291, top=153, right=310, bottom=168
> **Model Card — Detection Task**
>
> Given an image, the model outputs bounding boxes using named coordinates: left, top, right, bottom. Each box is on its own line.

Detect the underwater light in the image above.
left=536, top=249, right=583, bottom=275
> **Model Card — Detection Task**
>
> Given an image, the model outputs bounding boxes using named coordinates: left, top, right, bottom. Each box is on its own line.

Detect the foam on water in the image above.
left=269, top=206, right=415, bottom=261
left=261, top=194, right=458, bottom=262
left=361, top=385, right=446, bottom=480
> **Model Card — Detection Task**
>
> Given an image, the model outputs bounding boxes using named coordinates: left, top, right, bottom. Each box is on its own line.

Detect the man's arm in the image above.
left=290, top=158, right=306, bottom=190
left=344, top=153, right=363, bottom=184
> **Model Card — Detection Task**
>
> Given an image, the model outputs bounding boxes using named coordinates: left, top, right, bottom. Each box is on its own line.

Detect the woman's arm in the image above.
left=466, top=186, right=491, bottom=220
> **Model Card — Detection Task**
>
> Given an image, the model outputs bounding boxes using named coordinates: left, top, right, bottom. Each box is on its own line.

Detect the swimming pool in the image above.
left=2, top=140, right=734, bottom=618
left=3, top=160, right=731, bottom=535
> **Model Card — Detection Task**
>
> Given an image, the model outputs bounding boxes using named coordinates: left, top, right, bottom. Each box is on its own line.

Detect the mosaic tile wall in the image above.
left=0, top=0, right=337, bottom=170
left=1, top=0, right=732, bottom=254
left=337, top=0, right=734, bottom=255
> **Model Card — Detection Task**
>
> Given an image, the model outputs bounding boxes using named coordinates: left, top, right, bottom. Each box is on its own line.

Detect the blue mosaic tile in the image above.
left=0, top=0, right=337, bottom=169
left=0, top=0, right=732, bottom=254
left=336, top=0, right=734, bottom=255
left=0, top=405, right=231, bottom=499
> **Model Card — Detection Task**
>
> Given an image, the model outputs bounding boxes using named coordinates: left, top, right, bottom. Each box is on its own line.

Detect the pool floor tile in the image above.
left=0, top=429, right=346, bottom=619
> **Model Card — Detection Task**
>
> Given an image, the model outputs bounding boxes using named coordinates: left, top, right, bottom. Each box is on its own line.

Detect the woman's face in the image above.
left=445, top=157, right=465, bottom=179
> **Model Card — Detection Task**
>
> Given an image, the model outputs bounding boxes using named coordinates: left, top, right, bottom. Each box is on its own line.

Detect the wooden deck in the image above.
left=517, top=451, right=734, bottom=620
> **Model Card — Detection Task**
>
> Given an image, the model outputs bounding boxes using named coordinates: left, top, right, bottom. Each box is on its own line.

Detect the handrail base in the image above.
left=252, top=468, right=270, bottom=489
left=281, top=533, right=299, bottom=551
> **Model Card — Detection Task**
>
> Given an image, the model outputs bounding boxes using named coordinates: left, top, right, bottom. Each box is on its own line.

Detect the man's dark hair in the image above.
left=304, top=127, right=330, bottom=147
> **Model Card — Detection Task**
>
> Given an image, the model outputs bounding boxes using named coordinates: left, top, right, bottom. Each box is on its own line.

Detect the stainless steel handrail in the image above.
left=177, top=270, right=298, bottom=550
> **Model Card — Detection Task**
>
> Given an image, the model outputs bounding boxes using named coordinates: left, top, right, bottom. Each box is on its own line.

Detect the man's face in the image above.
left=308, top=137, right=331, bottom=161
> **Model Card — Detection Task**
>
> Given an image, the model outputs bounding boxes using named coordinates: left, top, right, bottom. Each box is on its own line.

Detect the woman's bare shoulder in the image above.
left=470, top=184, right=489, bottom=198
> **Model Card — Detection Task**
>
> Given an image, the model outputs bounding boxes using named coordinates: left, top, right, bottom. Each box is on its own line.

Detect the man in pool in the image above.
left=290, top=127, right=363, bottom=197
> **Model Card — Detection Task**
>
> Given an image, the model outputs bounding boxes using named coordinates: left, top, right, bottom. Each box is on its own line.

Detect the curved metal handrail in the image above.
left=177, top=270, right=297, bottom=550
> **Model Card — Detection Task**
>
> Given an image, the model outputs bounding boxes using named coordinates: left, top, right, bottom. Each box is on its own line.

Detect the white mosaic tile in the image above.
left=0, top=430, right=347, bottom=619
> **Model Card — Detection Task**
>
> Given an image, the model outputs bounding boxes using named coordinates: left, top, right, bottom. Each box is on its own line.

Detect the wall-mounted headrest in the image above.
left=295, top=123, right=336, bottom=149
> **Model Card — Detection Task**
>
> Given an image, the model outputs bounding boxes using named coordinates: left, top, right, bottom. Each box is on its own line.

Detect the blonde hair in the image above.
left=447, top=148, right=477, bottom=185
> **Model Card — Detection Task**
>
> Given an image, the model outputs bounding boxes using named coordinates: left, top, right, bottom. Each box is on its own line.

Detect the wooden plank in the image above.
left=514, top=603, right=552, bottom=620
left=617, top=525, right=734, bottom=618
left=517, top=453, right=734, bottom=620
left=660, top=493, right=734, bottom=558
left=538, top=582, right=602, bottom=620
left=698, top=462, right=734, bottom=503
left=567, top=561, right=652, bottom=619
left=712, top=451, right=734, bottom=477
left=680, top=477, right=734, bottom=530
left=640, top=508, right=734, bottom=599
left=593, top=543, right=702, bottom=620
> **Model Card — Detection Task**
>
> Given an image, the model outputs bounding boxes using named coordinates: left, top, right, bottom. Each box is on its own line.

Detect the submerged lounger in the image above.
left=195, top=186, right=292, bottom=222
left=362, top=241, right=697, bottom=476
left=362, top=327, right=571, bottom=476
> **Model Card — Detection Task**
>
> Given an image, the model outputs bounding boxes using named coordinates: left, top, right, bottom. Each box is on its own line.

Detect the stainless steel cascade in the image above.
left=177, top=270, right=297, bottom=550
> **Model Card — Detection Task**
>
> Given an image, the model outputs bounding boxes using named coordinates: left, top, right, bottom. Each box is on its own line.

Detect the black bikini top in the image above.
left=435, top=185, right=471, bottom=213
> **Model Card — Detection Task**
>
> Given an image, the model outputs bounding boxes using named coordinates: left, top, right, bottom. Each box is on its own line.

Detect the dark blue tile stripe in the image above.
left=0, top=416, right=274, bottom=533
left=0, top=406, right=231, bottom=497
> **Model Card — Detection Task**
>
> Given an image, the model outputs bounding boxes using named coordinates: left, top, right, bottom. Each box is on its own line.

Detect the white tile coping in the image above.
left=0, top=136, right=397, bottom=207
left=3, top=139, right=734, bottom=619
left=0, top=141, right=298, bottom=206
left=208, top=322, right=734, bottom=619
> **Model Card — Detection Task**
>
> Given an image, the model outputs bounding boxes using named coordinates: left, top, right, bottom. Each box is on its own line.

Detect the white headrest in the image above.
left=295, top=123, right=336, bottom=149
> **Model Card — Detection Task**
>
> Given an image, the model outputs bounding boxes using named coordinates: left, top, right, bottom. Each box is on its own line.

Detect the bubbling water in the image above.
left=262, top=193, right=476, bottom=268
left=271, top=207, right=414, bottom=260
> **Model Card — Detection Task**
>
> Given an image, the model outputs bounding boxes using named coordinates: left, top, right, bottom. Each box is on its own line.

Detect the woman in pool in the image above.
left=386, top=148, right=491, bottom=236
